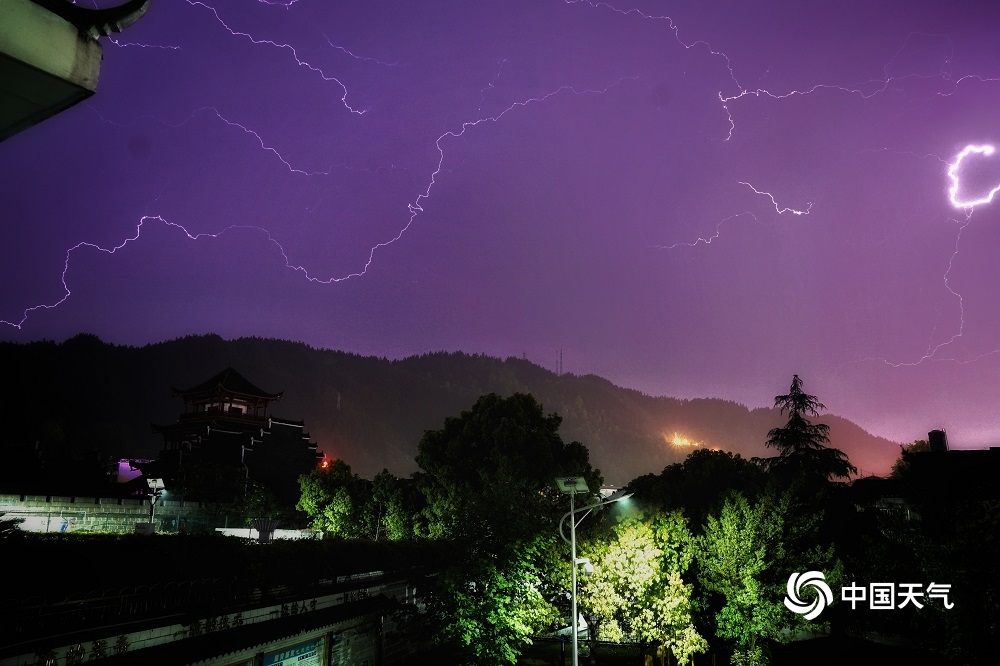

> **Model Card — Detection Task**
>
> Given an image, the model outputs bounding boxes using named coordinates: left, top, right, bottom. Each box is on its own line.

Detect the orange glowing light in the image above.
left=665, top=432, right=705, bottom=448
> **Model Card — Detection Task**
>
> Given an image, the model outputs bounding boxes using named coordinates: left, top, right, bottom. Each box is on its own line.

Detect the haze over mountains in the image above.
left=1, top=334, right=902, bottom=485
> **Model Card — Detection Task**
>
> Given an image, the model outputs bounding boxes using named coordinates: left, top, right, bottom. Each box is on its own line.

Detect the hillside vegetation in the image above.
left=0, top=334, right=899, bottom=484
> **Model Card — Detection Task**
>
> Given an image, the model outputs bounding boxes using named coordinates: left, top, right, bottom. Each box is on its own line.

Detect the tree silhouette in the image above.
left=0, top=512, right=24, bottom=539
left=761, top=375, right=855, bottom=482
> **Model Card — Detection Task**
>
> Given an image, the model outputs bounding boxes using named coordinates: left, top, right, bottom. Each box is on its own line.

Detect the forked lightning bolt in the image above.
left=864, top=212, right=972, bottom=368
left=1, top=217, right=272, bottom=329
left=14, top=0, right=1000, bottom=386
left=867, top=144, right=1000, bottom=367
left=3, top=77, right=630, bottom=330
left=654, top=182, right=810, bottom=251
left=566, top=0, right=1000, bottom=373
left=107, top=39, right=180, bottom=50
left=738, top=182, right=813, bottom=216
left=650, top=212, right=755, bottom=250
left=564, top=1, right=999, bottom=145
left=348, top=80, right=634, bottom=284
left=322, top=35, right=401, bottom=68
left=183, top=0, right=366, bottom=115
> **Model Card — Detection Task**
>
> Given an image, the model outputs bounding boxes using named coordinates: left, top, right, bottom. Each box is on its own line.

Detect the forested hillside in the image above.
left=0, top=334, right=900, bottom=484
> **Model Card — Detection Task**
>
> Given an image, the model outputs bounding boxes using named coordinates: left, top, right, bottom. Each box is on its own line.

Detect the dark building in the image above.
left=927, top=428, right=948, bottom=453
left=151, top=368, right=322, bottom=505
left=900, top=431, right=1000, bottom=529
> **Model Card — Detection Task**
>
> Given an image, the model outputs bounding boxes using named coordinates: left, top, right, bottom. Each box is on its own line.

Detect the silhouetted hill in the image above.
left=0, top=334, right=901, bottom=485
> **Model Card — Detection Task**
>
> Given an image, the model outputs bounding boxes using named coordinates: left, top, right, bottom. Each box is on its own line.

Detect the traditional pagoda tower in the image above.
left=152, top=368, right=322, bottom=505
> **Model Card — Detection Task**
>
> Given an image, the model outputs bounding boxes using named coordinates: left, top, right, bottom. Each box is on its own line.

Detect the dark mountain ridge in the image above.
left=0, top=334, right=901, bottom=485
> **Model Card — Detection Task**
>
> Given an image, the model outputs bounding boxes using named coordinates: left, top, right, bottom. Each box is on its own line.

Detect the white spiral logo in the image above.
left=784, top=571, right=833, bottom=620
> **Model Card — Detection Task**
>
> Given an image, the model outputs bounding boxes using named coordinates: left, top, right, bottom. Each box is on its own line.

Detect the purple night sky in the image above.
left=6, top=0, right=1000, bottom=463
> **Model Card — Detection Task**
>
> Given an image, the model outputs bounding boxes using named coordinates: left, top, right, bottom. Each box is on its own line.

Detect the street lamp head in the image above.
left=604, top=487, right=632, bottom=504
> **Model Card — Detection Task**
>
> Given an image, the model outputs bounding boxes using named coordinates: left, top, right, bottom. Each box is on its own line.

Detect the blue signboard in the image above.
left=263, top=638, right=323, bottom=666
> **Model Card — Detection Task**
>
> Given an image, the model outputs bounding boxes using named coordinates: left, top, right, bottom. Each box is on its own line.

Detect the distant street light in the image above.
left=146, top=478, right=165, bottom=527
left=556, top=477, right=631, bottom=666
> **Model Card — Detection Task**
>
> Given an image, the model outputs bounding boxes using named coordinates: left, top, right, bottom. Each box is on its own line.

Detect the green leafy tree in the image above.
left=761, top=375, right=855, bottom=482
left=698, top=490, right=840, bottom=664
left=433, top=536, right=560, bottom=665
left=414, top=392, right=599, bottom=665
left=371, top=469, right=422, bottom=540
left=578, top=511, right=707, bottom=664
left=298, top=464, right=422, bottom=540
left=297, top=460, right=375, bottom=538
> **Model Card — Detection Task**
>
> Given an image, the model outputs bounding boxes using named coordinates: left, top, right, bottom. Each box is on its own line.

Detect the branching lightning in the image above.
left=564, top=0, right=997, bottom=151
left=738, top=181, right=813, bottom=216
left=81, top=104, right=364, bottom=177
left=478, top=59, right=508, bottom=114
left=0, top=216, right=278, bottom=330
left=863, top=144, right=1000, bottom=367
left=564, top=0, right=743, bottom=128
left=176, top=107, right=349, bottom=177
left=565, top=1, right=877, bottom=141
left=653, top=181, right=810, bottom=251
left=322, top=34, right=401, bottom=67
left=650, top=212, right=754, bottom=250
left=257, top=0, right=300, bottom=8
left=566, top=0, right=1000, bottom=376
left=342, top=79, right=635, bottom=284
left=183, top=0, right=366, bottom=115
left=862, top=211, right=973, bottom=368
left=14, top=0, right=1000, bottom=403
left=3, top=70, right=631, bottom=329
left=107, top=39, right=181, bottom=50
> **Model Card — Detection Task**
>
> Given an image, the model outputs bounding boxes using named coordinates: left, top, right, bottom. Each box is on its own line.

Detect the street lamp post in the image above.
left=556, top=477, right=631, bottom=666
left=146, top=477, right=165, bottom=527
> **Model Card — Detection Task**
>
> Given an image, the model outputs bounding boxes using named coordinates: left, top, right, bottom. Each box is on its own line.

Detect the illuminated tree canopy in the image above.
left=579, top=511, right=707, bottom=664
